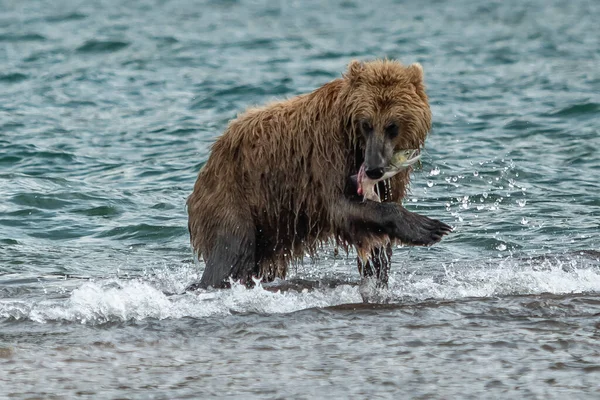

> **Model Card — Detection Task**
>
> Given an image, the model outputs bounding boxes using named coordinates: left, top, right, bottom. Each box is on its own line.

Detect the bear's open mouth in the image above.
left=354, top=148, right=421, bottom=201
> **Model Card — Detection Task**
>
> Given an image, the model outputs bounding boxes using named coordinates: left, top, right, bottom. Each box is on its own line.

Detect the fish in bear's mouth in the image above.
left=353, top=148, right=421, bottom=202
left=350, top=148, right=422, bottom=267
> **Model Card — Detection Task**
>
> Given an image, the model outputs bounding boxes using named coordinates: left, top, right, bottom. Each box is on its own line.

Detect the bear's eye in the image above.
left=385, top=123, right=399, bottom=139
left=361, top=120, right=373, bottom=134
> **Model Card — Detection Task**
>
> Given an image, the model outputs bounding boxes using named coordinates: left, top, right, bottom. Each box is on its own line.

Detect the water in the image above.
left=1, top=0, right=599, bottom=398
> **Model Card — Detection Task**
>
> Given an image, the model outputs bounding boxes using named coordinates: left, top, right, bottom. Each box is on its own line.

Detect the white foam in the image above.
left=389, top=258, right=600, bottom=301
left=0, top=278, right=362, bottom=324
left=1, top=255, right=599, bottom=324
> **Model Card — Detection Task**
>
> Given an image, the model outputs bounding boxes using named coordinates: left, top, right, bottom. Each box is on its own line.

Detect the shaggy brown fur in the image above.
left=187, top=59, right=451, bottom=288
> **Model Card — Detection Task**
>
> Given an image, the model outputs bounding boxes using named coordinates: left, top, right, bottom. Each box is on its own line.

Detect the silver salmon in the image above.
left=357, top=149, right=421, bottom=202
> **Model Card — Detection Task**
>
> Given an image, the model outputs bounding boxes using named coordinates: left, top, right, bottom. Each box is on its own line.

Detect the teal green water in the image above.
left=1, top=0, right=600, bottom=398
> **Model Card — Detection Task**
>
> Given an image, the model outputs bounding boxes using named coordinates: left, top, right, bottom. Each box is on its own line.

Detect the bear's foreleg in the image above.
left=334, top=199, right=452, bottom=247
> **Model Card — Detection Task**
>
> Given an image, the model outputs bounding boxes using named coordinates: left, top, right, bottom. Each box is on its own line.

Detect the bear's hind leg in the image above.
left=189, top=217, right=256, bottom=290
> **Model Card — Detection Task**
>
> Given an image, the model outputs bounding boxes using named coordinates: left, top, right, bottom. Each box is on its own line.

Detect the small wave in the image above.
left=390, top=257, right=600, bottom=301
left=76, top=40, right=129, bottom=53
left=0, top=279, right=361, bottom=324
left=190, top=81, right=293, bottom=110
left=95, top=224, right=187, bottom=241
left=1, top=255, right=599, bottom=325
left=43, top=12, right=87, bottom=23
left=545, top=102, right=600, bottom=118
left=0, top=73, right=28, bottom=83
left=72, top=205, right=122, bottom=218
left=503, top=118, right=542, bottom=130
left=10, top=193, right=74, bottom=210
left=0, top=33, right=45, bottom=42
left=233, top=38, right=277, bottom=50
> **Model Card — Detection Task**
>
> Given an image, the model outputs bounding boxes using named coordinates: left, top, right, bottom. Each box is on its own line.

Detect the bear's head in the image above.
left=342, top=59, right=432, bottom=180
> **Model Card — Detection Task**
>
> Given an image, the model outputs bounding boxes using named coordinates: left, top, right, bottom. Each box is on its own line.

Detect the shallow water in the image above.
left=1, top=0, right=600, bottom=398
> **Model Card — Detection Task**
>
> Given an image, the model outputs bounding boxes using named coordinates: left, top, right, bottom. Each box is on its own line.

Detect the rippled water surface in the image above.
left=1, top=0, right=600, bottom=398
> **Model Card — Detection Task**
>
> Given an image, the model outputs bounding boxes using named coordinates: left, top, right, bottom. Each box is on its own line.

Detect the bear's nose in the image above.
left=365, top=167, right=384, bottom=180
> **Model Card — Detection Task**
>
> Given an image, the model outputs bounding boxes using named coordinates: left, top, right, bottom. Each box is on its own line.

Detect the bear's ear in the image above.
left=344, top=60, right=364, bottom=84
left=406, top=63, right=424, bottom=84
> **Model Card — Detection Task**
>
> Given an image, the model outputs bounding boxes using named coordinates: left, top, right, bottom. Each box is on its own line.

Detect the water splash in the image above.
left=1, top=254, right=598, bottom=325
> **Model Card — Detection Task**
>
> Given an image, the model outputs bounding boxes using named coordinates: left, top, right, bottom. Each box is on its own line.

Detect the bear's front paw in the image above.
left=392, top=211, right=453, bottom=246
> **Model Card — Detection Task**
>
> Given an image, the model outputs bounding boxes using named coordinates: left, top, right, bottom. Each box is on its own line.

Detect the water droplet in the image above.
left=473, top=171, right=479, bottom=177
left=496, top=243, right=507, bottom=251
left=517, top=199, right=527, bottom=207
left=521, top=217, right=528, bottom=225
left=461, top=196, right=469, bottom=206
left=452, top=176, right=458, bottom=182
left=430, top=167, right=440, bottom=176
left=482, top=192, right=489, bottom=199
left=427, top=180, right=434, bottom=187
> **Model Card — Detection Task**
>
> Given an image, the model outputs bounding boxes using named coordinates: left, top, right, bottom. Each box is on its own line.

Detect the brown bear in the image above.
left=187, top=59, right=451, bottom=289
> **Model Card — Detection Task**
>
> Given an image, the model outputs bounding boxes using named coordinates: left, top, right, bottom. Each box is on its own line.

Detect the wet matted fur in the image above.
left=187, top=59, right=451, bottom=288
